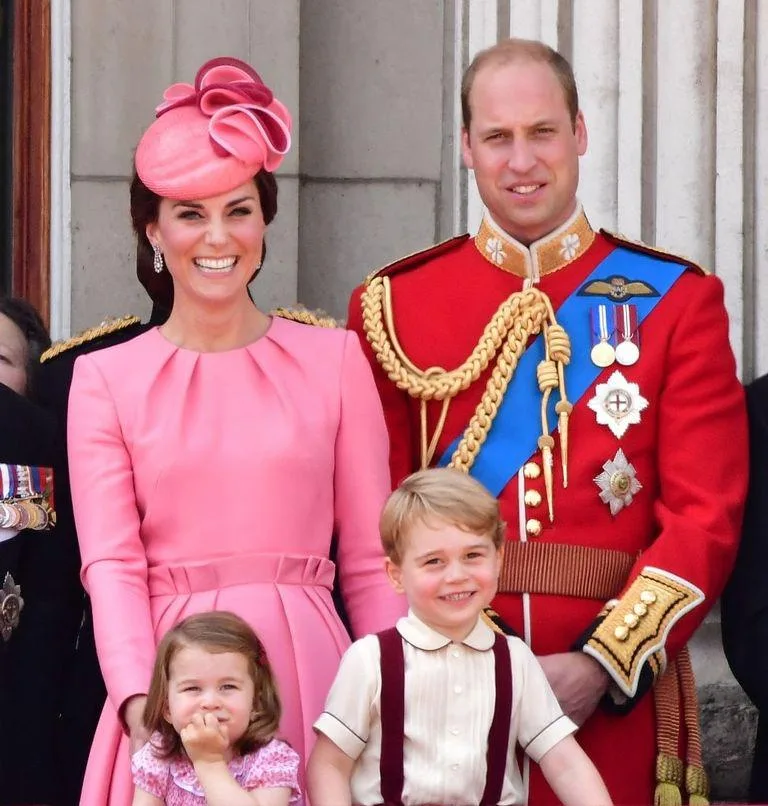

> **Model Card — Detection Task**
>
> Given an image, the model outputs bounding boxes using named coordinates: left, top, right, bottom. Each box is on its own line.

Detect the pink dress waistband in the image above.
left=147, top=553, right=336, bottom=596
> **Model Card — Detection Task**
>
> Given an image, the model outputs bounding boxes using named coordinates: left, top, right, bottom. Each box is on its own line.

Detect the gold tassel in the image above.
left=537, top=435, right=555, bottom=521
left=655, top=752, right=684, bottom=806
left=655, top=782, right=683, bottom=806
left=555, top=400, right=572, bottom=487
left=685, top=764, right=709, bottom=805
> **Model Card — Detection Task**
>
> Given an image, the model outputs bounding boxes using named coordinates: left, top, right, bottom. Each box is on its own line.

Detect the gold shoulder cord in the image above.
left=40, top=315, right=141, bottom=363
left=271, top=306, right=338, bottom=328
left=361, top=275, right=572, bottom=519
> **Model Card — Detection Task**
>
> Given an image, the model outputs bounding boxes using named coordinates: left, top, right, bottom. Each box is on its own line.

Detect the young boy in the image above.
left=307, top=468, right=612, bottom=806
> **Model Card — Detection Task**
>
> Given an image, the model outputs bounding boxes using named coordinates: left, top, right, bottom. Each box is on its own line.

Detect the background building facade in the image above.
left=43, top=0, right=763, bottom=797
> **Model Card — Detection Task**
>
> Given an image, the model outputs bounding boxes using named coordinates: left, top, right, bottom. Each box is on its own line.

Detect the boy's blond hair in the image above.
left=381, top=468, right=505, bottom=563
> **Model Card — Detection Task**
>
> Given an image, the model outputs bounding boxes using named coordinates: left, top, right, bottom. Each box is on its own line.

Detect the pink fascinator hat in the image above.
left=135, top=57, right=292, bottom=200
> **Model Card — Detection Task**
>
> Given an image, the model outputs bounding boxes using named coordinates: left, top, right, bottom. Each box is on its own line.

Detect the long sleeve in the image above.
left=582, top=274, right=748, bottom=702
left=347, top=285, right=418, bottom=487
left=333, top=332, right=406, bottom=638
left=68, top=354, right=155, bottom=714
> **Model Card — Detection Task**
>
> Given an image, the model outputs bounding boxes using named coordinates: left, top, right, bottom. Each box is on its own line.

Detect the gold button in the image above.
left=609, top=470, right=631, bottom=497
left=525, top=518, right=542, bottom=536
left=523, top=462, right=541, bottom=479
left=524, top=490, right=542, bottom=507
left=633, top=603, right=648, bottom=617
left=640, top=590, right=657, bottom=605
left=614, top=625, right=629, bottom=641
left=623, top=613, right=639, bottom=629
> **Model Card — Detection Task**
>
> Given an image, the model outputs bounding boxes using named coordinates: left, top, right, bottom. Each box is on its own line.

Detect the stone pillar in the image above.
left=298, top=0, right=445, bottom=319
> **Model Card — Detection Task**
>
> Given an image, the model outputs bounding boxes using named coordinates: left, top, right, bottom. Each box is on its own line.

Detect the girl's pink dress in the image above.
left=131, top=736, right=301, bottom=804
left=68, top=319, right=406, bottom=805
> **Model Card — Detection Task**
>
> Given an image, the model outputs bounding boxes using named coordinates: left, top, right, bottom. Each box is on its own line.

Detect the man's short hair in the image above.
left=381, top=468, right=505, bottom=564
left=461, top=37, right=580, bottom=131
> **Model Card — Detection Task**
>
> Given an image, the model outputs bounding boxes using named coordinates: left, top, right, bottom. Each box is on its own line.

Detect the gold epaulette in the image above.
left=363, top=234, right=470, bottom=287
left=600, top=230, right=710, bottom=276
left=40, top=315, right=142, bottom=363
left=480, top=607, right=516, bottom=636
left=271, top=306, right=338, bottom=328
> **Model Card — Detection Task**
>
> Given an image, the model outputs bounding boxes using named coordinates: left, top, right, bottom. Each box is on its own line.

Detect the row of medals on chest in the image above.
left=524, top=302, right=643, bottom=537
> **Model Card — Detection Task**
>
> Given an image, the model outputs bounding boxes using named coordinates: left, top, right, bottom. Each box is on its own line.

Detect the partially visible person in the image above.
left=722, top=374, right=768, bottom=804
left=35, top=308, right=167, bottom=805
left=308, top=468, right=612, bottom=806
left=132, top=611, right=301, bottom=806
left=347, top=37, right=746, bottom=804
left=68, top=56, right=404, bottom=805
left=0, top=297, right=63, bottom=805
left=0, top=296, right=50, bottom=396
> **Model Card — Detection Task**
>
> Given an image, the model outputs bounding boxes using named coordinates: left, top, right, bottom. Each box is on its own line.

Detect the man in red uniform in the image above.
left=348, top=38, right=747, bottom=805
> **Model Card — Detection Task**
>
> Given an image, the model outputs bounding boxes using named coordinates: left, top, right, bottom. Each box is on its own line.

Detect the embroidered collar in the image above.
left=474, top=203, right=595, bottom=285
left=396, top=610, right=495, bottom=652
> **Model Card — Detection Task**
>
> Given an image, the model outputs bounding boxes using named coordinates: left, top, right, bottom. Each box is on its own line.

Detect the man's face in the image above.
left=461, top=59, right=587, bottom=246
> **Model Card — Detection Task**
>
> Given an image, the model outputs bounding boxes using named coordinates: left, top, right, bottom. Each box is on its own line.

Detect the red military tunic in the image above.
left=347, top=207, right=747, bottom=805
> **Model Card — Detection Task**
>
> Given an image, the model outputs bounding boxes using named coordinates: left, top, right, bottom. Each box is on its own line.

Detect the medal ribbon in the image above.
left=437, top=246, right=687, bottom=495
left=616, top=304, right=639, bottom=345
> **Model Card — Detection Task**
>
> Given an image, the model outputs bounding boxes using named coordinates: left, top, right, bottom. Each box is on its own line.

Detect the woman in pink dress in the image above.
left=67, top=57, right=405, bottom=805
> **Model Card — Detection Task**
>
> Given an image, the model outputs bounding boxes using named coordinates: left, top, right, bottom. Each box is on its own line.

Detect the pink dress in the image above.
left=131, top=736, right=301, bottom=804
left=68, top=319, right=406, bottom=805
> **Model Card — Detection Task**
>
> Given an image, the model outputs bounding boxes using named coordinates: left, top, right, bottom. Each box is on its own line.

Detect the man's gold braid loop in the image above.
left=450, top=305, right=549, bottom=472
left=362, top=276, right=543, bottom=400
left=361, top=275, right=572, bottom=512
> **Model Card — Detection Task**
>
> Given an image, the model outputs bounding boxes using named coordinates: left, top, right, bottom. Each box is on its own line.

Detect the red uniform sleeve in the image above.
left=581, top=274, right=748, bottom=701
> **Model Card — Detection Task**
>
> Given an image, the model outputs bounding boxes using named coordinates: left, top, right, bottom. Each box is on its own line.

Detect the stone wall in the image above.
left=691, top=612, right=757, bottom=801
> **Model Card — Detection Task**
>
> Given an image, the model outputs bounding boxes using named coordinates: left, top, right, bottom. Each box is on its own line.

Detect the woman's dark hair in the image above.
left=130, top=170, right=279, bottom=312
left=0, top=297, right=51, bottom=395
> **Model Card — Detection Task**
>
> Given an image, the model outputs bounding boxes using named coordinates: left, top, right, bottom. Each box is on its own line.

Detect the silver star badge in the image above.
left=594, top=448, right=642, bottom=516
left=0, top=572, right=23, bottom=642
left=587, top=370, right=648, bottom=439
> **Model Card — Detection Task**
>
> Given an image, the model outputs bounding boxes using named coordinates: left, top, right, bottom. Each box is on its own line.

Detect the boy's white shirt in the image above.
left=313, top=610, right=576, bottom=806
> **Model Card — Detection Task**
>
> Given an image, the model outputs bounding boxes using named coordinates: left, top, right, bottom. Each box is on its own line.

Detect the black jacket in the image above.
left=2, top=311, right=165, bottom=806
left=722, top=373, right=768, bottom=803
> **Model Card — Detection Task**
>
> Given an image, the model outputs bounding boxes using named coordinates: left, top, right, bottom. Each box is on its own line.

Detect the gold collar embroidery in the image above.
left=474, top=205, right=595, bottom=285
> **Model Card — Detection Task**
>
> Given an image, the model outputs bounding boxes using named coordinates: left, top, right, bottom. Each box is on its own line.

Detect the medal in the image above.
left=615, top=304, right=640, bottom=366
left=587, top=370, right=649, bottom=439
left=590, top=305, right=616, bottom=368
left=594, top=448, right=643, bottom=515
left=0, top=573, right=23, bottom=642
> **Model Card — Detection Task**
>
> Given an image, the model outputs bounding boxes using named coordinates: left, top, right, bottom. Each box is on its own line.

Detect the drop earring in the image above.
left=152, top=244, right=164, bottom=274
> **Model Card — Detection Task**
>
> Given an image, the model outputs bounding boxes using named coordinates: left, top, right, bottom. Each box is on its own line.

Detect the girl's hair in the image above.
left=129, top=169, right=279, bottom=312
left=142, top=611, right=282, bottom=759
left=0, top=297, right=51, bottom=396
left=380, top=467, right=506, bottom=564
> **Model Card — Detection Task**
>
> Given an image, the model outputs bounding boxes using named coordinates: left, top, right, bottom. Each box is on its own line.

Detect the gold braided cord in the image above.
left=361, top=275, right=571, bottom=479
left=654, top=661, right=684, bottom=806
left=271, top=306, right=338, bottom=328
left=40, top=315, right=141, bottom=362
left=676, top=648, right=710, bottom=805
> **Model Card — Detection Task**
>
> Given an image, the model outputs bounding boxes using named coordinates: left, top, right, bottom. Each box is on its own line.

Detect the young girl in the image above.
left=131, top=611, right=302, bottom=805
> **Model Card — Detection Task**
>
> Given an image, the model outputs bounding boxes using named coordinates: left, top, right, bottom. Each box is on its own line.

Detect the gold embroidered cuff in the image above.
left=582, top=567, right=704, bottom=697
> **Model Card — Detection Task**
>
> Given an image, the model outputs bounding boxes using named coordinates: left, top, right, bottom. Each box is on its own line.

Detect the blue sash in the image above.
left=437, top=247, right=686, bottom=495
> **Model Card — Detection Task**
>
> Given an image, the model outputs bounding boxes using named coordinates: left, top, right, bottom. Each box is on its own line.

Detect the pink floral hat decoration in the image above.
left=135, top=57, right=292, bottom=200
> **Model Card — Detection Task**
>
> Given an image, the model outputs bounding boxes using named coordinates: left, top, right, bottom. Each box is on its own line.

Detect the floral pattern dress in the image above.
left=132, top=735, right=302, bottom=804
